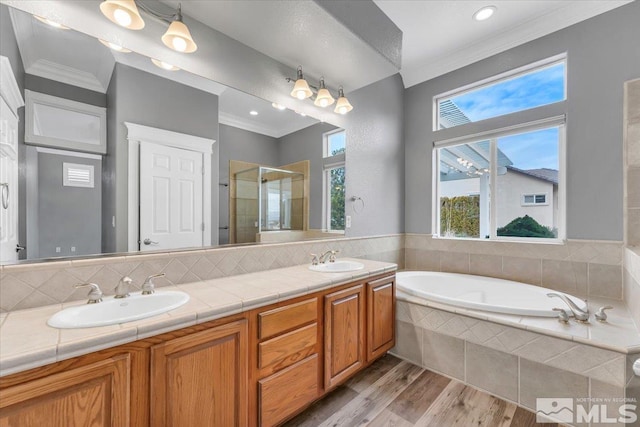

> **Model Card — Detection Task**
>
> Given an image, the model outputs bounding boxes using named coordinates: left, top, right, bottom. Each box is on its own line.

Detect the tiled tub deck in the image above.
left=391, top=292, right=640, bottom=426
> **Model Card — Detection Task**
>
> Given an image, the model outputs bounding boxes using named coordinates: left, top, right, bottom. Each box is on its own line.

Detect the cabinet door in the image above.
left=0, top=354, right=130, bottom=427
left=151, top=319, right=248, bottom=427
left=324, top=285, right=365, bottom=390
left=367, top=276, right=396, bottom=361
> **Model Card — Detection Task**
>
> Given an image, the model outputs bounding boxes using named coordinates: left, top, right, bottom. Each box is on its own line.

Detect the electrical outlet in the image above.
left=71, top=247, right=76, bottom=252
left=346, top=215, right=352, bottom=228
left=55, top=247, right=61, bottom=253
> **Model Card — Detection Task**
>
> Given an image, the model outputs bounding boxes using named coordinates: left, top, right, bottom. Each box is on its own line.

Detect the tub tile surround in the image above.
left=405, top=234, right=624, bottom=299
left=0, top=258, right=397, bottom=377
left=392, top=296, right=640, bottom=424
left=0, top=234, right=404, bottom=312
left=625, top=247, right=640, bottom=331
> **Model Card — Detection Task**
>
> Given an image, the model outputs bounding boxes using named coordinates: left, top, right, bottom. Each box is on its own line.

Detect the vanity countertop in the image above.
left=0, top=258, right=397, bottom=377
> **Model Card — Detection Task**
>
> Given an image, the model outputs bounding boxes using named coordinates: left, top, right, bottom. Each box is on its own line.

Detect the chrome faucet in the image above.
left=75, top=283, right=103, bottom=304
left=319, top=250, right=339, bottom=263
left=142, top=273, right=165, bottom=295
left=114, top=276, right=133, bottom=299
left=547, top=292, right=590, bottom=322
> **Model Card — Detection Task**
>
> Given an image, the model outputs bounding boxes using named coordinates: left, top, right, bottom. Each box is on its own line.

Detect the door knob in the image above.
left=16, top=244, right=25, bottom=252
left=143, top=238, right=159, bottom=245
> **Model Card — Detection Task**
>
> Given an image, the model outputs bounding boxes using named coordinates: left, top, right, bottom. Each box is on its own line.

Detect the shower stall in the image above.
left=233, top=166, right=305, bottom=243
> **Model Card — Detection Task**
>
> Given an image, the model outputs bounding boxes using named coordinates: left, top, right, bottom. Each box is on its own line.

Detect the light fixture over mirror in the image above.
left=151, top=58, right=180, bottom=71
left=99, top=0, right=145, bottom=30
left=289, top=66, right=313, bottom=100
left=287, top=66, right=353, bottom=114
left=34, top=15, right=69, bottom=30
left=100, top=0, right=197, bottom=53
left=99, top=39, right=132, bottom=53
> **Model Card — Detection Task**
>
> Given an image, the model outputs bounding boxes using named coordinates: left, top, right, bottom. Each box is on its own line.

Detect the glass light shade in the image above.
left=162, top=20, right=197, bottom=53
left=34, top=16, right=69, bottom=29
left=290, top=79, right=313, bottom=100
left=99, top=39, right=131, bottom=53
left=151, top=58, right=180, bottom=71
left=314, top=88, right=335, bottom=108
left=334, top=96, right=353, bottom=114
left=100, top=0, right=145, bottom=30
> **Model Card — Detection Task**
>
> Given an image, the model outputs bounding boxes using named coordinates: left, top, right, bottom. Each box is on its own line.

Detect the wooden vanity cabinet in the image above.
left=366, top=275, right=396, bottom=361
left=0, top=272, right=395, bottom=427
left=150, top=319, right=248, bottom=427
left=324, top=284, right=366, bottom=390
left=0, top=353, right=133, bottom=427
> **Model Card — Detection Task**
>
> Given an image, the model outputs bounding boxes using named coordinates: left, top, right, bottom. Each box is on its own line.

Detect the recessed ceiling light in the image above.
left=271, top=102, right=286, bottom=111
left=473, top=6, right=496, bottom=21
left=99, top=39, right=132, bottom=53
left=34, top=15, right=69, bottom=29
left=250, top=110, right=259, bottom=116
left=151, top=58, right=180, bottom=71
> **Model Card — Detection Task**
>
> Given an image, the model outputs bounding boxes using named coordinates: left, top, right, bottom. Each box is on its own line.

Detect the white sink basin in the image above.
left=47, top=291, right=190, bottom=329
left=309, top=260, right=365, bottom=273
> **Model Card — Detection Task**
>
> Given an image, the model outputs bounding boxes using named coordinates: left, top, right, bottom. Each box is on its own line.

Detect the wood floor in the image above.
left=284, top=354, right=558, bottom=427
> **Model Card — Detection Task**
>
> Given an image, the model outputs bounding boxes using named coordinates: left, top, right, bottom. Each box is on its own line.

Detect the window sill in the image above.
left=431, top=234, right=566, bottom=245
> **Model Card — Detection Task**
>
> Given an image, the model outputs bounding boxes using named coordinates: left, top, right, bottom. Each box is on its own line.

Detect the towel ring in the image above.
left=350, top=196, right=365, bottom=214
left=0, top=183, right=8, bottom=210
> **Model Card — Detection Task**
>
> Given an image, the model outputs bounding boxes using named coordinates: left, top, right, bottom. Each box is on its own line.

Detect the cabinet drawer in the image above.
left=259, top=323, right=317, bottom=374
left=258, top=298, right=317, bottom=340
left=259, top=354, right=319, bottom=427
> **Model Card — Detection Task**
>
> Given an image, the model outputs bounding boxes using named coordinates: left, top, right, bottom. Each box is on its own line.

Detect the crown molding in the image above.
left=0, top=56, right=25, bottom=116
left=218, top=111, right=279, bottom=138
left=26, top=59, right=107, bottom=93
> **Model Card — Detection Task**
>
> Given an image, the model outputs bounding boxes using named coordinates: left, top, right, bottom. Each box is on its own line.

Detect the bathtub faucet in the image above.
left=547, top=293, right=589, bottom=322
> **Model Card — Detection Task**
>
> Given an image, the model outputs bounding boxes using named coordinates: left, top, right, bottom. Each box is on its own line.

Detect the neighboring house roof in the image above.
left=508, top=166, right=558, bottom=184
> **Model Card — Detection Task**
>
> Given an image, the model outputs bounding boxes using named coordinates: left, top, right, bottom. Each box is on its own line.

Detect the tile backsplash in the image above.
left=405, top=234, right=624, bottom=299
left=0, top=233, right=629, bottom=313
left=0, top=235, right=404, bottom=312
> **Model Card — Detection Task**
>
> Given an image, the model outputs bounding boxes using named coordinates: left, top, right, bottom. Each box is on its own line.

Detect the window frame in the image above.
left=322, top=161, right=346, bottom=232
left=433, top=53, right=567, bottom=131
left=521, top=193, right=549, bottom=206
left=433, top=117, right=566, bottom=243
left=323, top=129, right=346, bottom=158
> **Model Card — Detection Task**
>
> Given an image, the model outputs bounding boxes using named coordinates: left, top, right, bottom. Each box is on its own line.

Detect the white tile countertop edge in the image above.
left=0, top=259, right=397, bottom=377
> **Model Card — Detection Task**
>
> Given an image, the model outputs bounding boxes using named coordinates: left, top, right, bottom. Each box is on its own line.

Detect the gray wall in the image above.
left=404, top=1, right=640, bottom=241
left=37, top=153, right=102, bottom=258
left=104, top=63, right=219, bottom=253
left=279, top=122, right=339, bottom=230
left=1, top=4, right=26, bottom=258
left=25, top=74, right=106, bottom=107
left=218, top=124, right=279, bottom=244
left=344, top=73, right=405, bottom=237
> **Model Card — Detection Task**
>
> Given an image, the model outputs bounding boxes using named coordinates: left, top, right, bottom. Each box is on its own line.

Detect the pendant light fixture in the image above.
left=314, top=78, right=335, bottom=108
left=286, top=66, right=352, bottom=114
left=161, top=5, right=197, bottom=53
left=99, top=1, right=197, bottom=53
left=99, top=0, right=145, bottom=30
left=334, top=87, right=353, bottom=115
left=290, top=67, right=313, bottom=100
left=99, top=39, right=132, bottom=53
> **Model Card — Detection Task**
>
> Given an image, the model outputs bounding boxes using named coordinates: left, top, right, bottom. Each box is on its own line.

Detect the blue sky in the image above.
left=446, top=63, right=564, bottom=170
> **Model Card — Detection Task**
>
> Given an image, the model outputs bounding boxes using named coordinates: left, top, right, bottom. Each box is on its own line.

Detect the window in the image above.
left=522, top=194, right=547, bottom=206
left=435, top=123, right=564, bottom=241
left=323, top=129, right=346, bottom=231
left=324, top=129, right=346, bottom=157
left=433, top=55, right=566, bottom=242
left=435, top=55, right=566, bottom=130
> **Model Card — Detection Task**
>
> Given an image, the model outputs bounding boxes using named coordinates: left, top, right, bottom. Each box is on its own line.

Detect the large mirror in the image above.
left=0, top=5, right=346, bottom=265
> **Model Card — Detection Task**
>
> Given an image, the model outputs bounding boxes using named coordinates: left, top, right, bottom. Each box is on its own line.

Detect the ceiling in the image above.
left=9, top=7, right=318, bottom=139
left=373, top=0, right=632, bottom=87
left=160, top=0, right=632, bottom=89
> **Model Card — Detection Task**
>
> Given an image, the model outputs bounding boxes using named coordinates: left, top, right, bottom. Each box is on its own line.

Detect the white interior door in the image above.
left=0, top=97, right=19, bottom=262
left=139, top=141, right=204, bottom=251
